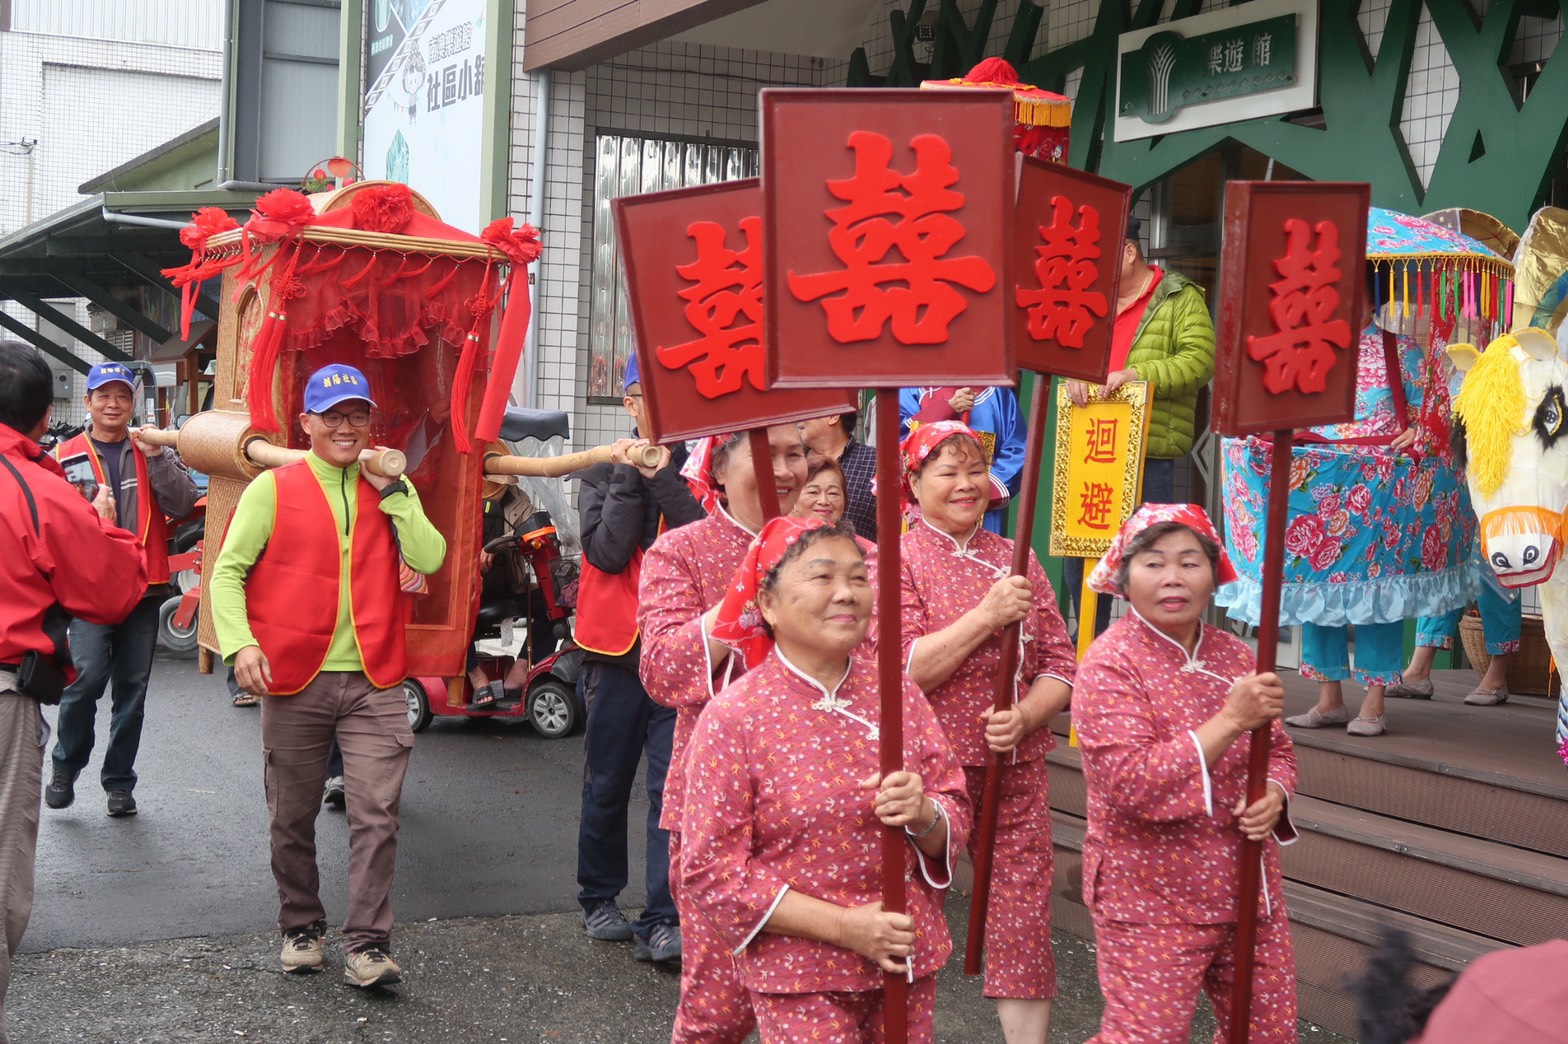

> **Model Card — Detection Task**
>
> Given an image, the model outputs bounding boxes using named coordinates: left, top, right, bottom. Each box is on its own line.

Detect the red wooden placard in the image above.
left=613, top=179, right=858, bottom=443
left=1012, top=155, right=1131, bottom=379
left=762, top=89, right=1016, bottom=390
left=1213, top=181, right=1372, bottom=436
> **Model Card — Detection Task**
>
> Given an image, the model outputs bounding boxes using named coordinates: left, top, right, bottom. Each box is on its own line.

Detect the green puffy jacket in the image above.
left=1126, top=271, right=1216, bottom=459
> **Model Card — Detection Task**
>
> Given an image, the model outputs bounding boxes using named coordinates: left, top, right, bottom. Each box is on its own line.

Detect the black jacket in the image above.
left=577, top=441, right=704, bottom=665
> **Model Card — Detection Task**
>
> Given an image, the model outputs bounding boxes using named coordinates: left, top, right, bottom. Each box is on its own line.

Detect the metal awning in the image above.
left=0, top=189, right=255, bottom=373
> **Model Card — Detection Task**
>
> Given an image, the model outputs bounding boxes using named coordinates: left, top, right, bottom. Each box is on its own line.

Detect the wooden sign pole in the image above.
left=874, top=388, right=909, bottom=1041
left=1211, top=181, right=1369, bottom=1042
left=963, top=373, right=1049, bottom=974
left=748, top=427, right=783, bottom=522
left=1226, top=427, right=1291, bottom=1044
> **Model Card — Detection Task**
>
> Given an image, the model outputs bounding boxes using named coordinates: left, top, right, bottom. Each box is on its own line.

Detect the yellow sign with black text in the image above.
left=1049, top=381, right=1152, bottom=559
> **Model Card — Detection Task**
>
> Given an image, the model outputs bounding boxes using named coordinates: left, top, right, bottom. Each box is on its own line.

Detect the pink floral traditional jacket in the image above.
left=899, top=519, right=1077, bottom=766
left=1074, top=612, right=1299, bottom=925
left=639, top=509, right=878, bottom=832
left=680, top=652, right=971, bottom=994
left=639, top=507, right=756, bottom=832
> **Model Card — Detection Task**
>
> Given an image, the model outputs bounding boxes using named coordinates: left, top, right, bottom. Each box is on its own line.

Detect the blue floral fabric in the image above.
left=1216, top=326, right=1479, bottom=627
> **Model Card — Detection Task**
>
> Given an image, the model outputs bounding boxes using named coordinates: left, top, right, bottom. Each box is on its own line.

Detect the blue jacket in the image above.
left=899, top=386, right=1025, bottom=534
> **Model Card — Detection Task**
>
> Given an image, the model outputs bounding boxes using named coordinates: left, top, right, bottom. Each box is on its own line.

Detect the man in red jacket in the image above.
left=209, top=363, right=445, bottom=989
left=0, top=342, right=146, bottom=1042
left=46, top=361, right=198, bottom=817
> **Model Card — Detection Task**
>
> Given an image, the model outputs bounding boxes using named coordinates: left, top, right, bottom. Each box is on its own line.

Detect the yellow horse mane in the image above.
left=1453, top=337, right=1527, bottom=497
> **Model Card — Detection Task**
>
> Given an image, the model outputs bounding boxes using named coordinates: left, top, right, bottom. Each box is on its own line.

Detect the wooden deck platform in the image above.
left=1042, top=669, right=1568, bottom=1038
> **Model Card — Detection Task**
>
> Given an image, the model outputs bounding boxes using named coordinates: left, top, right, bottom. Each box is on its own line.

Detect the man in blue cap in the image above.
left=209, top=362, right=445, bottom=988
left=47, top=362, right=198, bottom=817
left=572, top=353, right=703, bottom=964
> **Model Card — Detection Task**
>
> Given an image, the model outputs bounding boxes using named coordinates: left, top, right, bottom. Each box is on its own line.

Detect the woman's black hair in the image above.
left=755, top=520, right=862, bottom=638
left=1112, top=520, right=1222, bottom=594
left=1346, top=927, right=1455, bottom=1044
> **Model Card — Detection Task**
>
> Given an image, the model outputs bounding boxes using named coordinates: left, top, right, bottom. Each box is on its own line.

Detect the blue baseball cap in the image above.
left=87, top=362, right=136, bottom=392
left=303, top=364, right=378, bottom=414
left=623, top=352, right=640, bottom=392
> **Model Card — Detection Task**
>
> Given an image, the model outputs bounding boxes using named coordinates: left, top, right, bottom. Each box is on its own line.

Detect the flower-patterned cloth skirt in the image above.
left=1217, top=437, right=1479, bottom=627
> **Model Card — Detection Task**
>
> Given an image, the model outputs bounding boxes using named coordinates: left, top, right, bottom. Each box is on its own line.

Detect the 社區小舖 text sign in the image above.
left=1114, top=0, right=1318, bottom=142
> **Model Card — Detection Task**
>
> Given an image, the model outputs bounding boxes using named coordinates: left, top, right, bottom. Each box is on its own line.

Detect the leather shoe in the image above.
left=1386, top=678, right=1435, bottom=699
left=1284, top=706, right=1350, bottom=728
left=1347, top=715, right=1387, bottom=737
left=1463, top=686, right=1509, bottom=706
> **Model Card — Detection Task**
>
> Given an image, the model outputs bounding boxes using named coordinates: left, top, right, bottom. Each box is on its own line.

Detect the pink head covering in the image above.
left=1088, top=503, right=1238, bottom=597
left=1415, top=939, right=1568, bottom=1044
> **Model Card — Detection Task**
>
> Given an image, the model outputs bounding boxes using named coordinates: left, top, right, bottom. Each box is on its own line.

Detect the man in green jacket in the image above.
left=1062, top=215, right=1216, bottom=636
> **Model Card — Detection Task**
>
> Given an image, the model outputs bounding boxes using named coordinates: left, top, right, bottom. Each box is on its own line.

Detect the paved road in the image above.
left=31, top=652, right=604, bottom=953
left=18, top=655, right=1356, bottom=1042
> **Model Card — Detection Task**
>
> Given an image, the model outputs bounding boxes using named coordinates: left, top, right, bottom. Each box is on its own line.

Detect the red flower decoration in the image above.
left=178, top=206, right=240, bottom=251
left=481, top=218, right=544, bottom=267
left=351, top=183, right=415, bottom=234
left=247, top=188, right=316, bottom=242
left=1283, top=513, right=1326, bottom=558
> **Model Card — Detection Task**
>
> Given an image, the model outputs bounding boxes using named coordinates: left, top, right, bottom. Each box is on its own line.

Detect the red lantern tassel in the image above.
left=246, top=307, right=288, bottom=433
left=474, top=265, right=534, bottom=446
left=449, top=325, right=487, bottom=455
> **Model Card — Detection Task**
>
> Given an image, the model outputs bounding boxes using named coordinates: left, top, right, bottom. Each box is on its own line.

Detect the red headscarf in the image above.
left=711, top=516, right=835, bottom=668
left=1088, top=503, right=1238, bottom=597
left=680, top=433, right=739, bottom=514
left=897, top=420, right=983, bottom=512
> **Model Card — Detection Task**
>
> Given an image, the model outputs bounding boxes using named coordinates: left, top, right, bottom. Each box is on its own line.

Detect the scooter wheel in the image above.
left=527, top=679, right=578, bottom=739
left=404, top=679, right=433, bottom=733
left=157, top=594, right=199, bottom=656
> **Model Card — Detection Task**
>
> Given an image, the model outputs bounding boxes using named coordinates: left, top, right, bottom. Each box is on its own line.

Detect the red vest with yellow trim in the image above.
left=243, top=462, right=410, bottom=694
left=57, top=432, right=171, bottom=586
left=573, top=552, right=642, bottom=657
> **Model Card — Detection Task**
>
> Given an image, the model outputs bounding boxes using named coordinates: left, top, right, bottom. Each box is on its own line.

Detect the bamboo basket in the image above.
left=1459, top=611, right=1556, bottom=695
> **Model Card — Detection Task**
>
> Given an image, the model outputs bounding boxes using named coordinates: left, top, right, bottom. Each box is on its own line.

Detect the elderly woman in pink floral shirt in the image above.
left=1075, top=504, right=1300, bottom=1044
left=638, top=424, right=808, bottom=1044
left=897, top=421, right=1077, bottom=1044
left=682, top=516, right=969, bottom=1042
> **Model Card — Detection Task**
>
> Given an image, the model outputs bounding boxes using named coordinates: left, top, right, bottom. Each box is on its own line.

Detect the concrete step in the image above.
left=1048, top=811, right=1502, bottom=1039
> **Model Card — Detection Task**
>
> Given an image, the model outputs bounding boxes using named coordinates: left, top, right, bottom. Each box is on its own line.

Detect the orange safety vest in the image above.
left=242, top=462, right=409, bottom=694
left=56, top=432, right=170, bottom=586
left=573, top=551, right=643, bottom=657
left=574, top=509, right=670, bottom=657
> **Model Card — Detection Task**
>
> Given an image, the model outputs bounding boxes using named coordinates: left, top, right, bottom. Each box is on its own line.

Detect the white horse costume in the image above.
left=1449, top=327, right=1568, bottom=754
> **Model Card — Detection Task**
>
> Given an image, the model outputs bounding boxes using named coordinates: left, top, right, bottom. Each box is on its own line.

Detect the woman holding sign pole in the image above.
left=639, top=425, right=808, bottom=1044
left=897, top=421, right=1076, bottom=1043
left=1074, top=505, right=1299, bottom=1043
left=681, top=516, right=968, bottom=1043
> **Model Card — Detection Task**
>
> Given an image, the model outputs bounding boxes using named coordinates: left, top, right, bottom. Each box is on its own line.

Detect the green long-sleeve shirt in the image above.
left=209, top=452, right=447, bottom=670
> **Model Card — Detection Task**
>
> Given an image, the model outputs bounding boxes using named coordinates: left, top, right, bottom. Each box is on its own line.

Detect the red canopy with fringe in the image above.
left=162, top=183, right=541, bottom=453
